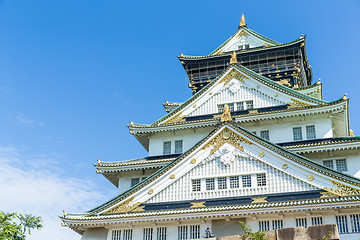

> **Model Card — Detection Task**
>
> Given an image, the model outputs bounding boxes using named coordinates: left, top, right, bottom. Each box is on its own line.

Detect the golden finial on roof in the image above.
left=240, top=13, right=246, bottom=27
left=230, top=50, right=238, bottom=64
left=316, top=78, right=321, bottom=85
left=350, top=129, right=355, bottom=137
left=97, top=158, right=100, bottom=164
left=63, top=210, right=67, bottom=216
left=220, top=104, right=232, bottom=122
left=300, top=34, right=304, bottom=39
left=342, top=93, right=347, bottom=100
left=129, top=120, right=134, bottom=126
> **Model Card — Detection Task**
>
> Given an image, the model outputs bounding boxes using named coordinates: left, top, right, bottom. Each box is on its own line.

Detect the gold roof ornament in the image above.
left=342, top=93, right=347, bottom=100
left=350, top=129, right=355, bottom=137
left=317, top=78, right=321, bottom=85
left=220, top=104, right=232, bottom=122
left=230, top=50, right=238, bottom=64
left=240, top=13, right=246, bottom=27
left=97, top=158, right=100, bottom=164
left=300, top=34, right=304, bottom=39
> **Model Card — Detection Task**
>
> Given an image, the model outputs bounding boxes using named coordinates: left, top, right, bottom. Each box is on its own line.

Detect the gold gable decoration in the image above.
left=201, top=128, right=253, bottom=155
left=230, top=50, right=238, bottom=64
left=163, top=113, right=186, bottom=124
left=105, top=197, right=143, bottom=214
left=323, top=181, right=360, bottom=197
left=213, top=104, right=232, bottom=122
left=287, top=98, right=312, bottom=109
left=219, top=69, right=248, bottom=86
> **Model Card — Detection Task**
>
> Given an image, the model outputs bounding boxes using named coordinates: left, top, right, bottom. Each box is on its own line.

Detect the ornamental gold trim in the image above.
left=191, top=158, right=196, bottom=164
left=307, top=175, right=314, bottom=181
left=190, top=201, right=206, bottom=208
left=287, top=98, right=311, bottom=109
left=164, top=113, right=186, bottom=124
left=105, top=197, right=142, bottom=214
left=201, top=128, right=252, bottom=155
left=148, top=189, right=154, bottom=194
left=323, top=181, right=360, bottom=197
left=282, top=164, right=288, bottom=169
left=251, top=197, right=268, bottom=203
left=219, top=69, right=248, bottom=86
left=170, top=174, right=175, bottom=179
left=259, top=152, right=265, bottom=157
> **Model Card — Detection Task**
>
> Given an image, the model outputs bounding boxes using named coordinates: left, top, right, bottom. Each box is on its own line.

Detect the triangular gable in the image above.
left=88, top=122, right=360, bottom=216
left=210, top=27, right=280, bottom=56
left=155, top=64, right=328, bottom=125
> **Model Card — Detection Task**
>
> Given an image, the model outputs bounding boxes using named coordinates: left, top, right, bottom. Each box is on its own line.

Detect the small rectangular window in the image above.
left=123, top=229, right=133, bottom=240
left=336, top=215, right=349, bottom=234
left=143, top=228, right=153, bottom=240
left=256, top=173, right=266, bottom=187
left=246, top=100, right=254, bottom=109
left=336, top=159, right=347, bottom=172
left=323, top=160, right=334, bottom=169
left=163, top=141, right=171, bottom=155
left=230, top=176, right=239, bottom=188
left=189, top=225, right=200, bottom=239
left=178, top=226, right=188, bottom=240
left=259, top=220, right=270, bottom=231
left=218, top=177, right=227, bottom=190
left=272, top=220, right=283, bottom=230
left=306, top=125, right=316, bottom=139
left=206, top=178, right=215, bottom=190
left=242, top=175, right=251, bottom=188
left=192, top=179, right=201, bottom=192
left=260, top=130, right=270, bottom=141
left=228, top=103, right=235, bottom=112
left=311, top=217, right=323, bottom=226
left=157, top=227, right=166, bottom=240
left=293, top=127, right=303, bottom=141
left=175, top=140, right=183, bottom=154
left=296, top=218, right=307, bottom=228
left=112, top=230, right=121, bottom=240
left=131, top=178, right=140, bottom=187
left=350, top=214, right=360, bottom=233
left=218, top=104, right=225, bottom=113
left=245, top=44, right=250, bottom=50
left=236, top=102, right=244, bottom=111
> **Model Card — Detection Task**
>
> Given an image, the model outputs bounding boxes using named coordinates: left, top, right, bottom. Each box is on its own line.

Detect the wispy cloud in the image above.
left=0, top=146, right=112, bottom=240
left=9, top=112, right=45, bottom=128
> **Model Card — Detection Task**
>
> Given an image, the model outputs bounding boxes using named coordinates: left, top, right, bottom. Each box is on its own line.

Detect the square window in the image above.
left=260, top=130, right=270, bottom=141
left=323, top=160, right=334, bottom=169
left=259, top=220, right=270, bottom=231
left=131, top=178, right=140, bottom=187
left=157, top=227, right=167, bottom=240
left=189, top=225, right=200, bottom=239
left=296, top=218, right=307, bottom=228
left=306, top=125, right=316, bottom=139
left=192, top=180, right=201, bottom=192
left=256, top=173, right=266, bottom=187
left=230, top=176, right=239, bottom=188
left=143, top=228, right=153, bottom=240
left=218, top=104, right=225, bottom=113
left=311, top=217, right=323, bottom=226
left=293, top=127, right=303, bottom=141
left=336, top=159, right=347, bottom=172
left=272, top=220, right=283, bottom=230
left=246, top=101, right=254, bottom=109
left=178, top=226, right=188, bottom=240
left=163, top=141, right=171, bottom=155
left=175, top=140, right=183, bottom=154
left=206, top=178, right=215, bottom=190
left=350, top=214, right=360, bottom=233
left=218, top=177, right=227, bottom=190
left=336, top=215, right=349, bottom=234
left=228, top=103, right=234, bottom=112
left=236, top=102, right=244, bottom=111
left=112, top=230, right=121, bottom=240
left=123, top=229, right=133, bottom=240
left=242, top=175, right=251, bottom=188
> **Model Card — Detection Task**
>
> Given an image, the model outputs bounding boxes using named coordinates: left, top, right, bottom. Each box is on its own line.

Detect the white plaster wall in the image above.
left=117, top=169, right=158, bottom=194
left=81, top=228, right=108, bottom=240
left=245, top=117, right=333, bottom=143
left=148, top=127, right=213, bottom=156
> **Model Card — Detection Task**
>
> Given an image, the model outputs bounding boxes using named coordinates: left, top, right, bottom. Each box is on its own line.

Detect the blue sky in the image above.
left=0, top=0, right=359, bottom=239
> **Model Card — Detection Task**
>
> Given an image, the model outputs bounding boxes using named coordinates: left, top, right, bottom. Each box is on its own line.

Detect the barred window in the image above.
left=242, top=175, right=251, bottom=188
left=336, top=159, right=347, bottom=172
left=336, top=215, right=349, bottom=234
left=311, top=217, right=323, bottom=226
left=157, top=227, right=167, bottom=240
left=228, top=103, right=235, bottom=112
left=178, top=226, right=188, bottom=240
left=296, top=218, right=307, bottom=228
left=306, top=125, right=316, bottom=139
left=350, top=214, right=360, bottom=233
left=131, top=178, right=140, bottom=187
left=192, top=179, right=201, bottom=192
left=323, top=160, right=334, bottom=169
left=259, top=220, right=270, bottom=231
left=293, top=127, right=303, bottom=141
left=112, top=230, right=121, bottom=240
left=236, top=102, right=244, bottom=111
left=218, top=104, right=225, bottom=113
left=260, top=130, right=270, bottom=141
left=230, top=176, right=239, bottom=188
left=143, top=228, right=153, bottom=240
left=175, top=140, right=183, bottom=154
left=189, top=225, right=200, bottom=239
left=163, top=141, right=171, bottom=155
left=246, top=100, right=253, bottom=109
left=218, top=177, right=227, bottom=190
left=206, top=178, right=215, bottom=191
left=256, top=173, right=266, bottom=187
left=272, top=220, right=283, bottom=230
left=123, top=229, right=133, bottom=240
